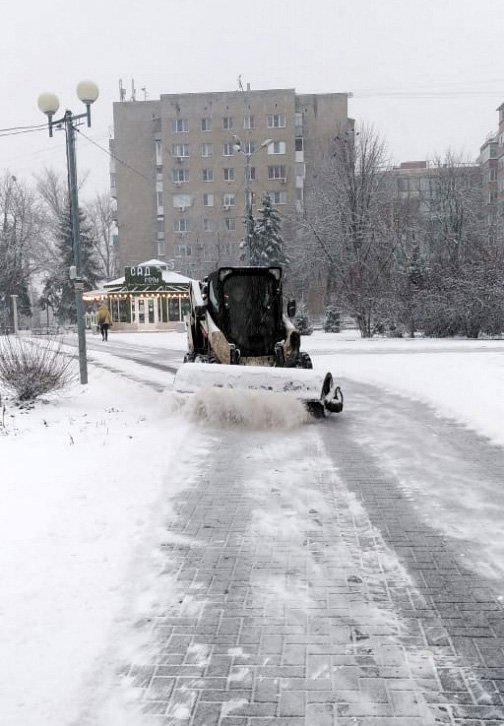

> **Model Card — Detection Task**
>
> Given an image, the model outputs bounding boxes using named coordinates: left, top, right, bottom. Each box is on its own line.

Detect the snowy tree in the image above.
left=394, top=245, right=429, bottom=337
left=414, top=154, right=504, bottom=338
left=294, top=302, right=313, bottom=335
left=0, top=174, right=42, bottom=330
left=323, top=306, right=341, bottom=333
left=303, top=124, right=398, bottom=337
left=85, top=193, right=119, bottom=280
left=40, top=204, right=102, bottom=324
left=249, top=193, right=288, bottom=266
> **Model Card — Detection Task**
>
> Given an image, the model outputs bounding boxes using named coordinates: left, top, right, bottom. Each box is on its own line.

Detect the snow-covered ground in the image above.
left=2, top=329, right=504, bottom=725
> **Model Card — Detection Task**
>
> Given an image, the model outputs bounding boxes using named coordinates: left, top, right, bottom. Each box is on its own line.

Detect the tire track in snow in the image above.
left=322, top=379, right=504, bottom=722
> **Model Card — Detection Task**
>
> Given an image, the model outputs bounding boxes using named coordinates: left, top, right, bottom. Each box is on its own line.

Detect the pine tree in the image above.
left=40, top=204, right=102, bottom=323
left=294, top=302, right=313, bottom=336
left=250, top=193, right=288, bottom=266
left=324, top=306, right=341, bottom=333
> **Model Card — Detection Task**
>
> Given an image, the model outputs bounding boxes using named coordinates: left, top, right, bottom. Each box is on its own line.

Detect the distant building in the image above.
left=110, top=87, right=350, bottom=278
left=477, top=132, right=499, bottom=230
left=496, top=103, right=504, bottom=240
left=83, top=259, right=191, bottom=332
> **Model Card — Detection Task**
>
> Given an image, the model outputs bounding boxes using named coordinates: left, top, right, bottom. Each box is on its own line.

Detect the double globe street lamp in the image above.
left=37, top=81, right=99, bottom=385
left=232, top=135, right=272, bottom=264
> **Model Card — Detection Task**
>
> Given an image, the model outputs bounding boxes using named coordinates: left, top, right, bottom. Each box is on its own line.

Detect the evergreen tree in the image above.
left=40, top=204, right=101, bottom=323
left=294, top=302, right=313, bottom=336
left=250, top=193, right=288, bottom=266
left=324, top=306, right=341, bottom=333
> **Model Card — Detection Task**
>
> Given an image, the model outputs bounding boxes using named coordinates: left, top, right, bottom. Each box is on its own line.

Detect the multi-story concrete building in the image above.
left=477, top=132, right=498, bottom=229
left=496, top=103, right=504, bottom=240
left=111, top=87, right=350, bottom=277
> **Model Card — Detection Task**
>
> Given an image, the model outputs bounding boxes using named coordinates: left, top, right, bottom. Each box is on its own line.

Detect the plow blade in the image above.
left=173, top=362, right=343, bottom=412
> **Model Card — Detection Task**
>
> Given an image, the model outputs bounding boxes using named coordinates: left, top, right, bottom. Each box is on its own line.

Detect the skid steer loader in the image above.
left=173, top=266, right=343, bottom=417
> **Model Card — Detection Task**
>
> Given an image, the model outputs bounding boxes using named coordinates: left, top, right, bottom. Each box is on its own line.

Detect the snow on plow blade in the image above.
left=173, top=362, right=343, bottom=412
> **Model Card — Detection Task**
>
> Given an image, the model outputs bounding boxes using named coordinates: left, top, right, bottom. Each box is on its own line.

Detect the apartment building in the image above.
left=477, top=132, right=499, bottom=228
left=111, top=88, right=349, bottom=277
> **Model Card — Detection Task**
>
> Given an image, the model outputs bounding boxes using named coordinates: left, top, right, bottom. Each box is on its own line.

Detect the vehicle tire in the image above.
left=307, top=402, right=325, bottom=419
left=296, top=352, right=313, bottom=369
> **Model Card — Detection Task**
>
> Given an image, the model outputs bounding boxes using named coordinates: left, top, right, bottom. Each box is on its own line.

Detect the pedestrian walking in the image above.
left=96, top=303, right=112, bottom=341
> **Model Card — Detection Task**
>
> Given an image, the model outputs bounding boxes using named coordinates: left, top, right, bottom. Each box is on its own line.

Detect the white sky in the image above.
left=1, top=0, right=502, bottom=201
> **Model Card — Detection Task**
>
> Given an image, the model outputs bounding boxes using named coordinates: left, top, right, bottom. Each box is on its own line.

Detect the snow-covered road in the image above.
left=3, top=331, right=504, bottom=725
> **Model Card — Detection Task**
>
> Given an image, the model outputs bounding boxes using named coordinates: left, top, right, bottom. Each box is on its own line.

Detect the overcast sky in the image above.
left=1, top=0, right=502, bottom=201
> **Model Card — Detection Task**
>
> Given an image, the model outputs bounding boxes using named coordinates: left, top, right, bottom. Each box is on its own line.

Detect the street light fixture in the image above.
left=37, top=81, right=99, bottom=385
left=232, top=135, right=272, bottom=264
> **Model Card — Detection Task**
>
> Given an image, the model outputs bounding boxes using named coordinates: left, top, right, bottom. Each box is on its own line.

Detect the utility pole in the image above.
left=65, top=112, right=88, bottom=384
left=38, top=81, right=99, bottom=385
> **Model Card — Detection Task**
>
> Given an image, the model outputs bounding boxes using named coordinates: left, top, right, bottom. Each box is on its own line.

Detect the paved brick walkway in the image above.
left=117, top=381, right=504, bottom=726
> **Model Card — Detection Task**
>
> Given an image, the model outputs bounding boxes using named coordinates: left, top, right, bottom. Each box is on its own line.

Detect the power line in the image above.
left=75, top=127, right=152, bottom=183
left=0, top=122, right=47, bottom=134
left=0, top=126, right=47, bottom=139
left=353, top=89, right=504, bottom=99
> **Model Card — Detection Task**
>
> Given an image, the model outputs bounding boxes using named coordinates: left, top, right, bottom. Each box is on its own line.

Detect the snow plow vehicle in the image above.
left=173, top=266, right=343, bottom=417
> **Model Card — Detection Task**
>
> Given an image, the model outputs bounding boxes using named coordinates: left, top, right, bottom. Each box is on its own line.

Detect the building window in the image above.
left=201, top=143, right=213, bottom=157
left=223, top=193, right=235, bottom=208
left=223, top=116, right=233, bottom=130
left=247, top=166, right=256, bottom=181
left=173, top=195, right=192, bottom=213
left=175, top=244, right=192, bottom=257
left=202, top=168, right=214, bottom=182
left=268, top=141, right=286, bottom=155
left=174, top=218, right=191, bottom=233
left=244, top=115, right=255, bottom=129
left=267, top=114, right=286, bottom=128
left=172, top=118, right=189, bottom=133
left=224, top=168, right=235, bottom=182
left=223, top=143, right=234, bottom=156
left=203, top=218, right=213, bottom=232
left=295, top=138, right=303, bottom=152
left=201, top=117, right=212, bottom=132
left=157, top=191, right=163, bottom=207
left=172, top=143, right=190, bottom=158
left=489, top=168, right=497, bottom=181
left=203, top=193, right=214, bottom=207
left=269, top=191, right=287, bottom=204
left=244, top=141, right=256, bottom=154
left=173, top=168, right=190, bottom=183
left=157, top=216, right=164, bottom=233
left=268, top=165, right=286, bottom=180
left=155, top=139, right=162, bottom=164
left=225, top=217, right=236, bottom=231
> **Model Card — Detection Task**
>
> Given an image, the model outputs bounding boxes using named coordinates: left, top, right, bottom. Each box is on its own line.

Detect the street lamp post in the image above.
left=232, top=136, right=272, bottom=264
left=38, top=81, right=99, bottom=385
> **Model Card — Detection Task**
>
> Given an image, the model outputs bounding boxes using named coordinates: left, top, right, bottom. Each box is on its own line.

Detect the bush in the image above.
left=0, top=335, right=77, bottom=402
left=324, top=306, right=341, bottom=333
left=294, top=304, right=313, bottom=336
